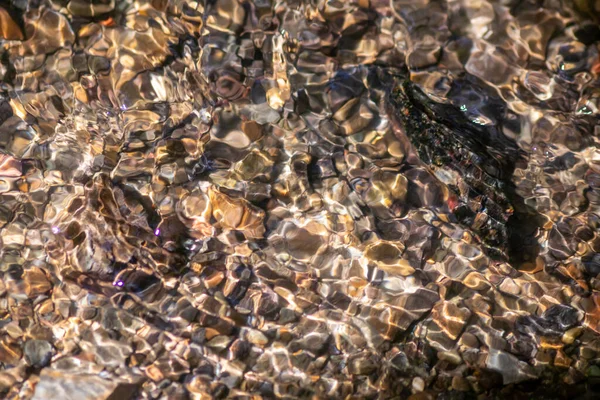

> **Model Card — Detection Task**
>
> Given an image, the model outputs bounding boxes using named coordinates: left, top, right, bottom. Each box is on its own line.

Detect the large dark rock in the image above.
left=375, top=68, right=542, bottom=265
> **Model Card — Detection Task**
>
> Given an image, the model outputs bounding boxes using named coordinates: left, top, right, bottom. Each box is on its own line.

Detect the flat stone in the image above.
left=486, top=349, right=538, bottom=384
left=32, top=369, right=140, bottom=400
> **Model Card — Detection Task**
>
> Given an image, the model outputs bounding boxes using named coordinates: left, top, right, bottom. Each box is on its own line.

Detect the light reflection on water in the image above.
left=0, top=0, right=599, bottom=398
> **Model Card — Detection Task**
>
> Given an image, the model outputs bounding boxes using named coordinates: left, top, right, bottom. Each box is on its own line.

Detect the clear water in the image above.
left=0, top=0, right=599, bottom=398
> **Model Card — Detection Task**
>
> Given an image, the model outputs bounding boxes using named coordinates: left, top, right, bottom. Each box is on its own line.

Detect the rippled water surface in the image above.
left=1, top=0, right=600, bottom=398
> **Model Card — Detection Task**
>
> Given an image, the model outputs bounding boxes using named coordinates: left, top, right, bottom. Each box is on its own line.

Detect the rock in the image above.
left=388, top=75, right=541, bottom=262
left=389, top=350, right=410, bottom=371
left=0, top=6, right=23, bottom=40
left=486, top=349, right=537, bottom=384
left=543, top=304, right=580, bottom=329
left=280, top=221, right=328, bottom=262
left=66, top=0, right=115, bottom=17
left=289, top=332, right=329, bottom=354
left=347, top=353, right=378, bottom=375
left=438, top=350, right=462, bottom=365
left=562, top=327, right=583, bottom=344
left=364, top=241, right=414, bottom=276
left=32, top=369, right=140, bottom=400
left=430, top=301, right=471, bottom=340
left=516, top=304, right=579, bottom=338
left=244, top=329, right=268, bottom=347
left=24, top=340, right=54, bottom=368
left=24, top=267, right=52, bottom=296
left=412, top=376, right=425, bottom=393
left=408, top=393, right=434, bottom=400
left=582, top=253, right=600, bottom=277
left=587, top=365, right=600, bottom=377
left=209, top=189, right=265, bottom=239
left=0, top=339, right=22, bottom=365
left=451, top=376, right=471, bottom=391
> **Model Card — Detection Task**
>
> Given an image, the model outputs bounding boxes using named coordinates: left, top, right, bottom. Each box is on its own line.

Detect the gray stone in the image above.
left=486, top=349, right=538, bottom=384
left=32, top=369, right=140, bottom=400
left=24, top=340, right=54, bottom=368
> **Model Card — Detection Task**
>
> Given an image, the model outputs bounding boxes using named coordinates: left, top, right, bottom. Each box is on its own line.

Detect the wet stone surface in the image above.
left=0, top=0, right=600, bottom=399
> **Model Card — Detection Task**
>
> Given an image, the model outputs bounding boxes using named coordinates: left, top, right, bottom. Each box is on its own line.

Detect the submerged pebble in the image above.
left=23, top=340, right=53, bottom=368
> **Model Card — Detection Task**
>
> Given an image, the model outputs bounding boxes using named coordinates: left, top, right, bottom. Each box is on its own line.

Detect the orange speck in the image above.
left=592, top=55, right=600, bottom=76
left=448, top=194, right=459, bottom=211
left=100, top=17, right=115, bottom=27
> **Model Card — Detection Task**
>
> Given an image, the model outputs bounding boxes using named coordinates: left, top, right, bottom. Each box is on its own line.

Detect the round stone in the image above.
left=24, top=340, right=54, bottom=368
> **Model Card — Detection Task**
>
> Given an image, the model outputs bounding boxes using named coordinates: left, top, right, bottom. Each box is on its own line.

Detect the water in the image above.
left=0, top=0, right=599, bottom=398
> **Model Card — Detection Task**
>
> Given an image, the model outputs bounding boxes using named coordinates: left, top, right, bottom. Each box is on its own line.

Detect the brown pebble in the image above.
left=0, top=339, right=22, bottom=365
left=0, top=7, right=23, bottom=40
left=452, top=376, right=471, bottom=391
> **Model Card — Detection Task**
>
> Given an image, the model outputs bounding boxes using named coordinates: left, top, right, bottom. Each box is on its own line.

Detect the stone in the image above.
left=32, top=369, right=140, bottom=400
left=245, top=329, right=269, bottom=347
left=0, top=6, right=23, bottom=40
left=24, top=340, right=54, bottom=368
left=486, top=349, right=537, bottom=384
left=412, top=377, right=425, bottom=393
left=562, top=326, right=583, bottom=345
left=452, top=376, right=471, bottom=391
left=0, top=339, right=22, bottom=365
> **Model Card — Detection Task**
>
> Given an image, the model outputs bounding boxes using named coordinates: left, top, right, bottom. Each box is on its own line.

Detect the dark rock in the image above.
left=516, top=304, right=579, bottom=338
left=583, top=253, right=600, bottom=277
left=381, top=70, right=542, bottom=263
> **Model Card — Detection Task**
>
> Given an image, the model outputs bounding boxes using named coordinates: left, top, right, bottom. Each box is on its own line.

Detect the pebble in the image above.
left=24, top=340, right=54, bottom=368
left=31, top=369, right=140, bottom=400
left=587, top=366, right=600, bottom=377
left=452, top=376, right=471, bottom=391
left=245, top=329, right=269, bottom=347
left=562, top=326, right=583, bottom=344
left=412, top=377, right=425, bottom=393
